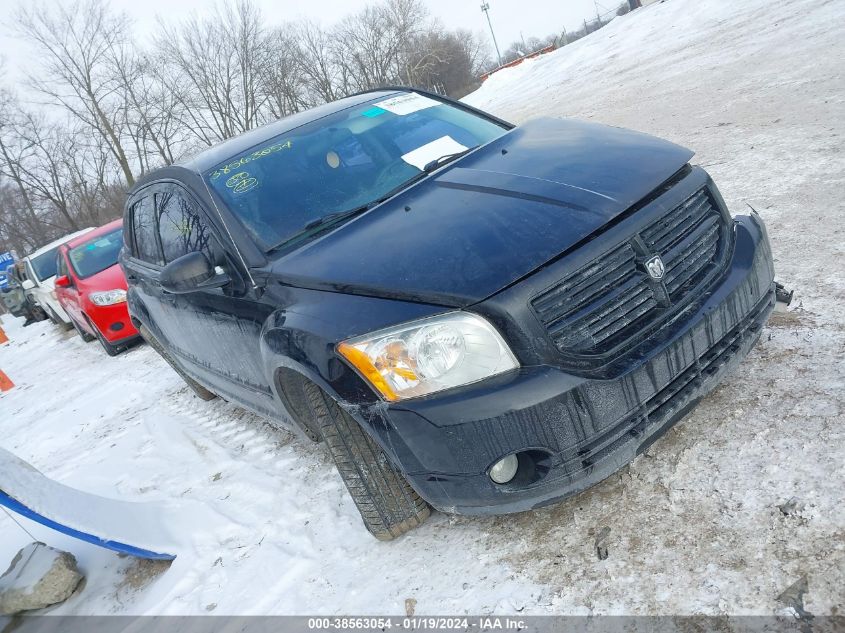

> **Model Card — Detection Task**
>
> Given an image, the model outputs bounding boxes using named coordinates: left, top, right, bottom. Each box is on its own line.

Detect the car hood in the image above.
left=77, top=264, right=128, bottom=295
left=271, top=118, right=694, bottom=307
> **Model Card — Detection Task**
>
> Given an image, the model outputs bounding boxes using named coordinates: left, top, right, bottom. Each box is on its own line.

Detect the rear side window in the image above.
left=131, top=196, right=163, bottom=265
left=156, top=188, right=217, bottom=264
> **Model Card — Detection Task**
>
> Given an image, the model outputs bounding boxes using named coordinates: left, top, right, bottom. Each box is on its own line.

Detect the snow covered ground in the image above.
left=1, top=0, right=843, bottom=616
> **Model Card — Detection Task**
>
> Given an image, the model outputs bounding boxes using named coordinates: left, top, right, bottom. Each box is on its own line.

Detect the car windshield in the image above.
left=204, top=92, right=507, bottom=251
left=69, top=229, right=123, bottom=279
left=30, top=247, right=60, bottom=281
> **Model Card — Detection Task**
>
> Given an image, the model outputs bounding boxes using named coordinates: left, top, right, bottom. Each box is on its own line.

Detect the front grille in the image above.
left=532, top=186, right=729, bottom=358
left=641, top=188, right=722, bottom=300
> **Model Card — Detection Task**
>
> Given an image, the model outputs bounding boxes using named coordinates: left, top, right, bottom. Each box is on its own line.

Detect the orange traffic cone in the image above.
left=0, top=326, right=7, bottom=344
left=0, top=369, right=13, bottom=392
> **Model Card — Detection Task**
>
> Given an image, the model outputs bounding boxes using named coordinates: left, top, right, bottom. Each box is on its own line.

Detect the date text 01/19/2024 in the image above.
left=307, top=617, right=526, bottom=630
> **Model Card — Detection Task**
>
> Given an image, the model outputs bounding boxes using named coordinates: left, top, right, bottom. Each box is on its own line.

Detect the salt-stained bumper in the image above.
left=374, top=214, right=776, bottom=514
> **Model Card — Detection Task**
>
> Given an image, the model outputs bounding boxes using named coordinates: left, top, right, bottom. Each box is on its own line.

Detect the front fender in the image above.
left=257, top=284, right=448, bottom=449
left=259, top=285, right=447, bottom=402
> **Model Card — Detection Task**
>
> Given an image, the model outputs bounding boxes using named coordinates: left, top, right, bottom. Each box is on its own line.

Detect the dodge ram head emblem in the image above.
left=645, top=255, right=665, bottom=280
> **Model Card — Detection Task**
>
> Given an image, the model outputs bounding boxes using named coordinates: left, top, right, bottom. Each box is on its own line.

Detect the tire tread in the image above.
left=304, top=382, right=430, bottom=540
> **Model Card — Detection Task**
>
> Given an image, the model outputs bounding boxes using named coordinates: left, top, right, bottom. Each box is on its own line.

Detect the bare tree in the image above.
left=294, top=20, right=345, bottom=104
left=154, top=0, right=274, bottom=143
left=0, top=88, right=47, bottom=245
left=111, top=45, right=189, bottom=171
left=16, top=0, right=136, bottom=186
left=262, top=28, right=309, bottom=120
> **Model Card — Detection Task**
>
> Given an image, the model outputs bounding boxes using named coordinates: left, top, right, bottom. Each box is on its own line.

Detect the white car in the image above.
left=22, top=228, right=95, bottom=325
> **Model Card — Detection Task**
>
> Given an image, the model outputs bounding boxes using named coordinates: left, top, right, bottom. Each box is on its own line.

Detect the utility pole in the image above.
left=481, top=2, right=503, bottom=67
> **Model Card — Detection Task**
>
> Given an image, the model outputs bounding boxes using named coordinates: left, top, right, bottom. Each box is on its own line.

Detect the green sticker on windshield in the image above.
left=361, top=106, right=386, bottom=118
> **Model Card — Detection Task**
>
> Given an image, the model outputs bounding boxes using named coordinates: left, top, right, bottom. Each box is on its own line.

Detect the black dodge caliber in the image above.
left=121, top=89, right=776, bottom=539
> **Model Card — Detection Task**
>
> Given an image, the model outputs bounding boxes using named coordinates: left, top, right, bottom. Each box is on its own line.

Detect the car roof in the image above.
left=64, top=219, right=122, bottom=250
left=25, top=227, right=96, bottom=260
left=175, top=90, right=401, bottom=175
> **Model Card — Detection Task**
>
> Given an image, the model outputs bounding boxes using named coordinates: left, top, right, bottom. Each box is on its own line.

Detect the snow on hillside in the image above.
left=1, top=0, right=843, bottom=617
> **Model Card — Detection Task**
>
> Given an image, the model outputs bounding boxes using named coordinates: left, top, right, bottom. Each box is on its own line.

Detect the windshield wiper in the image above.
left=270, top=201, right=383, bottom=252
left=269, top=147, right=476, bottom=253
left=421, top=147, right=474, bottom=173
left=303, top=206, right=370, bottom=231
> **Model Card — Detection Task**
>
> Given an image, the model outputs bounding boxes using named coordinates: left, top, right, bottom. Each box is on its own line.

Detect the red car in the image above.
left=55, top=219, right=139, bottom=355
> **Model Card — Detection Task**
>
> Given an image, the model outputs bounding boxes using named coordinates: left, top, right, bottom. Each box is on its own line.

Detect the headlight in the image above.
left=337, top=312, right=519, bottom=401
left=89, top=289, right=127, bottom=306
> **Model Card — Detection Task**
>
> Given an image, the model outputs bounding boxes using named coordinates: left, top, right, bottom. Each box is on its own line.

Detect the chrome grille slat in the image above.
left=532, top=186, right=728, bottom=357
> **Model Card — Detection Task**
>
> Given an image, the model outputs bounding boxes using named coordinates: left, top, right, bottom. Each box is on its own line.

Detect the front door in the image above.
left=124, top=183, right=274, bottom=410
left=55, top=251, right=85, bottom=328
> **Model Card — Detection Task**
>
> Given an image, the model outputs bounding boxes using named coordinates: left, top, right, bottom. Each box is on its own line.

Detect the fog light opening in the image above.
left=489, top=454, right=519, bottom=484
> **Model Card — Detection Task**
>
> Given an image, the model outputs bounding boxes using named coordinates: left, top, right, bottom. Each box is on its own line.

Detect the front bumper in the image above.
left=367, top=214, right=775, bottom=514
left=88, top=301, right=140, bottom=344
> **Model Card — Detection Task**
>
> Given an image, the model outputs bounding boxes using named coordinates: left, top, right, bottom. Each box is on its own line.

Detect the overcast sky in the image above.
left=1, top=0, right=611, bottom=88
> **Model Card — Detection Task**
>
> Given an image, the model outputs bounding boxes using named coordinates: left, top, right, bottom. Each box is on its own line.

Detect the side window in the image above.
left=131, top=196, right=163, bottom=265
left=156, top=187, right=218, bottom=264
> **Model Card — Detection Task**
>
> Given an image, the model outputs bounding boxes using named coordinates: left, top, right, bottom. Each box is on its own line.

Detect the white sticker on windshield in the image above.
left=374, top=92, right=440, bottom=116
left=401, top=136, right=469, bottom=171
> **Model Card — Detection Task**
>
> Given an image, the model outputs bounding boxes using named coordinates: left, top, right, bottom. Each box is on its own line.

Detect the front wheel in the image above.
left=303, top=382, right=430, bottom=540
left=44, top=306, right=61, bottom=325
left=90, top=318, right=122, bottom=356
left=71, top=316, right=95, bottom=343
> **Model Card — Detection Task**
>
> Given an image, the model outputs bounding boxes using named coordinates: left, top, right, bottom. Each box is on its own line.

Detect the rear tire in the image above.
left=138, top=324, right=217, bottom=401
left=304, top=382, right=430, bottom=540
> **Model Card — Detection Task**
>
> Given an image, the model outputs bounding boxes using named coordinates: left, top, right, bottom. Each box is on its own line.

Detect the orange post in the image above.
left=0, top=369, right=13, bottom=392
left=0, top=326, right=7, bottom=344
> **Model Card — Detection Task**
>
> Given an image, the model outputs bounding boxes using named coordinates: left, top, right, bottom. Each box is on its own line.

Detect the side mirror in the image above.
left=21, top=279, right=35, bottom=290
left=55, top=275, right=71, bottom=288
left=159, top=252, right=230, bottom=294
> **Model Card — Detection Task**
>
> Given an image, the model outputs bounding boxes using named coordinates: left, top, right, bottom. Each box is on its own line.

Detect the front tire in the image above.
left=90, top=319, right=121, bottom=356
left=71, top=317, right=95, bottom=342
left=304, top=382, right=430, bottom=540
left=44, top=306, right=61, bottom=325
left=47, top=306, right=73, bottom=331
left=138, top=324, right=217, bottom=401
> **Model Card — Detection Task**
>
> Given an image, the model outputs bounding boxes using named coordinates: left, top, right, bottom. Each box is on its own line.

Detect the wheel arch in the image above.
left=260, top=308, right=382, bottom=443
